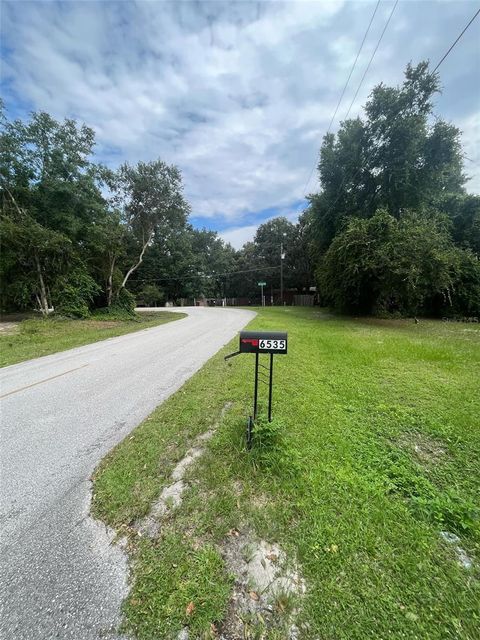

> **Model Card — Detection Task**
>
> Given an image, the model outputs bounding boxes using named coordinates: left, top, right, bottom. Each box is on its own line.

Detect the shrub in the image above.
left=52, top=268, right=99, bottom=319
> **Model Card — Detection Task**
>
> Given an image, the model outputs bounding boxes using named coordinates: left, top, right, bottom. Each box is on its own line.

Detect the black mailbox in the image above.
left=239, top=331, right=288, bottom=354
left=225, top=329, right=288, bottom=444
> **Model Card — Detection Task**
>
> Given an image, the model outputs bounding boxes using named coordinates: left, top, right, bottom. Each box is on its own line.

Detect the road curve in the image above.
left=0, top=307, right=255, bottom=640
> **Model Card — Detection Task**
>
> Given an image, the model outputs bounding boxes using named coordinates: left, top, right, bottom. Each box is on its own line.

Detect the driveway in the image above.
left=0, top=307, right=254, bottom=639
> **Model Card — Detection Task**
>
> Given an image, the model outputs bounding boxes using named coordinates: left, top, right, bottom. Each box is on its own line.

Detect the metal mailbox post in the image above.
left=225, top=330, right=288, bottom=447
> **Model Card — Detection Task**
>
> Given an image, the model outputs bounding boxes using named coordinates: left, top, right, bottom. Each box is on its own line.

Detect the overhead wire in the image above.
left=306, top=0, right=399, bottom=218
left=327, top=0, right=381, bottom=135
left=343, top=0, right=399, bottom=121
left=130, top=264, right=282, bottom=286
left=302, top=0, right=382, bottom=197
left=433, top=7, right=480, bottom=72
left=138, top=5, right=479, bottom=290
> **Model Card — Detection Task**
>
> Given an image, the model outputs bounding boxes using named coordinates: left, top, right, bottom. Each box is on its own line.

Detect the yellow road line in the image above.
left=0, top=364, right=89, bottom=399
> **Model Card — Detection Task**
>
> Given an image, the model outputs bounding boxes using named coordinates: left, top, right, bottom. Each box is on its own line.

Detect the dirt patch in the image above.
left=219, top=530, right=306, bottom=639
left=136, top=403, right=233, bottom=538
left=0, top=322, right=19, bottom=335
left=440, top=531, right=474, bottom=570
left=133, top=399, right=306, bottom=639
left=397, top=432, right=446, bottom=465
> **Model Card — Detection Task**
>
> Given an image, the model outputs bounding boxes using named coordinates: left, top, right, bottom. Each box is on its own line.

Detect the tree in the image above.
left=138, top=284, right=164, bottom=307
left=440, top=193, right=480, bottom=255
left=129, top=225, right=236, bottom=303
left=0, top=107, right=110, bottom=314
left=1, top=206, right=71, bottom=314
left=308, top=62, right=466, bottom=253
left=112, top=160, right=190, bottom=296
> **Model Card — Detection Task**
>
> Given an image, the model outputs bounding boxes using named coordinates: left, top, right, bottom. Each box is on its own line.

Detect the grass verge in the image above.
left=92, top=308, right=480, bottom=639
left=0, top=310, right=185, bottom=367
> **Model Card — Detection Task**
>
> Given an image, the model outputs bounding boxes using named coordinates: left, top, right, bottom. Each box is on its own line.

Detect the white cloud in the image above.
left=219, top=224, right=259, bottom=249
left=459, top=112, right=480, bottom=193
left=219, top=205, right=302, bottom=249
left=2, top=0, right=479, bottom=234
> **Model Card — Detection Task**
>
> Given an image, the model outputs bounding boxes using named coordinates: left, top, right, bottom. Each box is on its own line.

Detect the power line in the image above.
left=433, top=8, right=480, bottom=72
left=302, top=0, right=382, bottom=197
left=343, top=0, right=399, bottom=121
left=302, top=0, right=398, bottom=212
left=326, top=0, right=381, bottom=136
left=130, top=264, right=282, bottom=286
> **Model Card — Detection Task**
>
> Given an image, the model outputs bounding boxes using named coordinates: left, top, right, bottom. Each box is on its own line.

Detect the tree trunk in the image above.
left=119, top=230, right=153, bottom=293
left=34, top=251, right=50, bottom=316
left=106, top=254, right=116, bottom=306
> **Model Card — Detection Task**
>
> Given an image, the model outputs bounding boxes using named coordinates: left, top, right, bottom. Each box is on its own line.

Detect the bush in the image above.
left=52, top=268, right=99, bottom=319
left=116, top=287, right=136, bottom=312
left=318, top=208, right=468, bottom=317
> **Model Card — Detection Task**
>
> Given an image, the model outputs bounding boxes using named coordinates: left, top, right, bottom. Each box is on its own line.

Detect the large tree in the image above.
left=308, top=62, right=479, bottom=316
left=308, top=62, right=466, bottom=252
left=128, top=225, right=236, bottom=303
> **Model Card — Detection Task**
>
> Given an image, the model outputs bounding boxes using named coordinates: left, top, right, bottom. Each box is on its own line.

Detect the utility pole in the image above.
left=280, top=234, right=286, bottom=305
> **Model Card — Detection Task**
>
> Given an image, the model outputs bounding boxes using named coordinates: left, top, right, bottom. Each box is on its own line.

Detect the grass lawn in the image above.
left=92, top=307, right=480, bottom=639
left=0, top=310, right=185, bottom=367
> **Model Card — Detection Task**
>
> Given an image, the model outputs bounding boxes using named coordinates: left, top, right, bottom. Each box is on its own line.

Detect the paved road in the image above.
left=0, top=307, right=254, bottom=639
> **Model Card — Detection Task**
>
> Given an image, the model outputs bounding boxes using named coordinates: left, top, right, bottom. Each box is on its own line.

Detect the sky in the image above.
left=1, top=0, right=479, bottom=249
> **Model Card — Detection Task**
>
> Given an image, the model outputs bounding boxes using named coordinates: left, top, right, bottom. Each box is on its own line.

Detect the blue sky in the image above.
left=1, top=0, right=479, bottom=248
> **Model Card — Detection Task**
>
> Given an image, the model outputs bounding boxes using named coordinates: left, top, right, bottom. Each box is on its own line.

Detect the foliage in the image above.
left=308, top=62, right=479, bottom=317
left=0, top=105, right=246, bottom=313
left=138, top=284, right=164, bottom=307
left=318, top=208, right=475, bottom=315
left=2, top=62, right=477, bottom=319
left=227, top=216, right=314, bottom=300
left=0, top=107, right=108, bottom=314
left=111, top=159, right=190, bottom=295
left=128, top=225, right=238, bottom=301
left=113, top=287, right=137, bottom=315
left=52, top=267, right=100, bottom=318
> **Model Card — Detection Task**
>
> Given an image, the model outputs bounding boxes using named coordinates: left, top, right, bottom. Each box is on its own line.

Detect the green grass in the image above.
left=0, top=310, right=185, bottom=367
left=92, top=308, right=480, bottom=639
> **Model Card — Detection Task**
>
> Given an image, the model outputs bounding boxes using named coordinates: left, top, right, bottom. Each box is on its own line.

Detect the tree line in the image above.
left=0, top=101, right=313, bottom=316
left=1, top=61, right=478, bottom=318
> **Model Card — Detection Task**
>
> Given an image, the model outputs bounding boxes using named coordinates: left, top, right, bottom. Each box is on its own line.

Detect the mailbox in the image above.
left=226, top=329, right=288, bottom=445
left=239, top=331, right=288, bottom=355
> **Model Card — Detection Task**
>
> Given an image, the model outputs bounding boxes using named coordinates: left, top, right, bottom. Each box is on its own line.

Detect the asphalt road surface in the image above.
left=0, top=307, right=255, bottom=640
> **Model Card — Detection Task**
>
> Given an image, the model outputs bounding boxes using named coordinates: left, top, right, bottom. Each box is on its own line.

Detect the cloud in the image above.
left=219, top=224, right=259, bottom=250
left=1, top=0, right=479, bottom=239
left=459, top=112, right=480, bottom=193
left=219, top=202, right=304, bottom=249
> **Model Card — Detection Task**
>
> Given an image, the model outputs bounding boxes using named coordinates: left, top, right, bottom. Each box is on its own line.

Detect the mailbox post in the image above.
left=225, top=330, right=288, bottom=447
